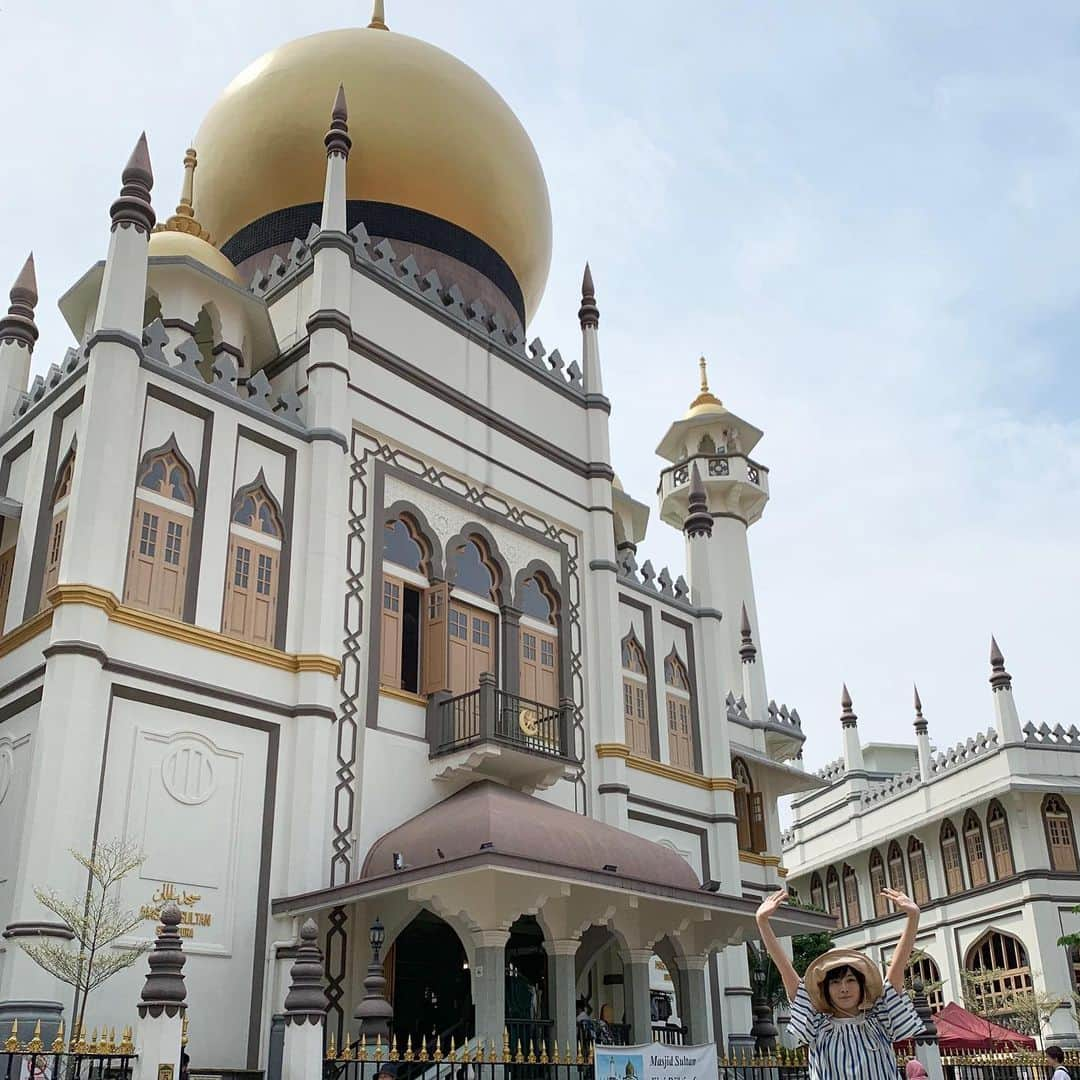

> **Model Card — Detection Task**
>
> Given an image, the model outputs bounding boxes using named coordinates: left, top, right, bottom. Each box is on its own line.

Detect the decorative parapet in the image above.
left=1023, top=721, right=1080, bottom=746
left=251, top=222, right=585, bottom=398
left=660, top=452, right=769, bottom=496
left=10, top=336, right=89, bottom=423
left=815, top=757, right=846, bottom=782
left=142, top=317, right=306, bottom=429
left=616, top=548, right=691, bottom=603
left=862, top=766, right=921, bottom=806
left=929, top=727, right=999, bottom=775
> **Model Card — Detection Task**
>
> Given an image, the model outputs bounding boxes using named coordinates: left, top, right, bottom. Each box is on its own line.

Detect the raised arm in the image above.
left=882, top=888, right=921, bottom=991
left=755, top=890, right=800, bottom=1002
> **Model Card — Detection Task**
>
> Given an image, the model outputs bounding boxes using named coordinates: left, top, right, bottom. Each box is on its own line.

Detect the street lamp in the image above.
left=354, top=917, right=394, bottom=1040
left=749, top=948, right=777, bottom=1052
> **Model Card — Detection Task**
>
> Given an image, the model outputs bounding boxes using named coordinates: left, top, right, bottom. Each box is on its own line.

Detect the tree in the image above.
left=749, top=931, right=835, bottom=1009
left=960, top=965, right=1064, bottom=1049
left=901, top=948, right=945, bottom=1004
left=20, top=839, right=158, bottom=1037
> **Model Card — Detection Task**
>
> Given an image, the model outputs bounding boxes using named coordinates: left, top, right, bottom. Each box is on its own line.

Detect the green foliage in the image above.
left=748, top=932, right=835, bottom=1008
left=792, top=932, right=834, bottom=977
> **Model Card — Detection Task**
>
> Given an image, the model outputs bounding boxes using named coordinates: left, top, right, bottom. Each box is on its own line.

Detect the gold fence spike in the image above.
left=26, top=1019, right=43, bottom=1054
left=390, top=1034, right=400, bottom=1062
left=515, top=1037, right=524, bottom=1064
left=374, top=1033, right=383, bottom=1062
left=404, top=1034, right=414, bottom=1062
left=326, top=1030, right=337, bottom=1061
left=344, top=1031, right=356, bottom=1061
left=120, top=1026, right=135, bottom=1056
left=539, top=1039, right=549, bottom=1065
left=486, top=1038, right=496, bottom=1064
left=90, top=1028, right=100, bottom=1054
left=358, top=1034, right=368, bottom=1062
left=51, top=1020, right=66, bottom=1056
left=430, top=1037, right=440, bottom=1063
left=527, top=1037, right=536, bottom=1064
left=503, top=1027, right=511, bottom=1060
left=109, top=1027, right=118, bottom=1054
left=419, top=1038, right=429, bottom=1063
left=4, top=1019, right=18, bottom=1053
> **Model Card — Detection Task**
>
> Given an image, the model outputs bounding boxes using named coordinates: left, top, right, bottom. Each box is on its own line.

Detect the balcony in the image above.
left=429, top=673, right=579, bottom=791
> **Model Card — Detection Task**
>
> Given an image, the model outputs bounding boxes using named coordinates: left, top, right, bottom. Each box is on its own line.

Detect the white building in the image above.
left=0, top=5, right=830, bottom=1070
left=783, top=652, right=1080, bottom=1046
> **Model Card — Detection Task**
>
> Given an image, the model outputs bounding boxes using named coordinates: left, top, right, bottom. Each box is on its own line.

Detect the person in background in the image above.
left=756, top=887, right=925, bottom=1080
left=1047, top=1046, right=1071, bottom=1080
left=904, top=1060, right=928, bottom=1079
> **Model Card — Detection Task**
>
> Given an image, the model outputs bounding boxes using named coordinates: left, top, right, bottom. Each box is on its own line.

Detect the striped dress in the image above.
left=787, top=980, right=924, bottom=1080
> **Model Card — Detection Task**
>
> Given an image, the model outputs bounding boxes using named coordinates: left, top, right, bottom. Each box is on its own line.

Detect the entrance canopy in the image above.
left=274, top=782, right=830, bottom=950
left=926, top=1003, right=1037, bottom=1051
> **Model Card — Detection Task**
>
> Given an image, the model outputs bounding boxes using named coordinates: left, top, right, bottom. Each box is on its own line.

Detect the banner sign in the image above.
left=594, top=1044, right=719, bottom=1080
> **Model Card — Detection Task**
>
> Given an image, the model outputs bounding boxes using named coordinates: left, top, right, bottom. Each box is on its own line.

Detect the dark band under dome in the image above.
left=221, top=200, right=525, bottom=325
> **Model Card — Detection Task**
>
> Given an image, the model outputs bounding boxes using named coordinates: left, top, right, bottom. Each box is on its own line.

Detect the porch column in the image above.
left=682, top=955, right=711, bottom=1046
left=282, top=920, right=328, bottom=1080
left=472, top=929, right=509, bottom=1055
left=910, top=983, right=945, bottom=1080
left=624, top=949, right=653, bottom=1045
left=546, top=939, right=579, bottom=1058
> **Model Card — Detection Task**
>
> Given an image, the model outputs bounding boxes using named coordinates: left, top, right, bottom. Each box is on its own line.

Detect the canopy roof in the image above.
left=915, top=1003, right=1036, bottom=1051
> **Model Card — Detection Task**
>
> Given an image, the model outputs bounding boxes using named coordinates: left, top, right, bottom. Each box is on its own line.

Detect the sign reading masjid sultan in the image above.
left=140, top=882, right=213, bottom=939
left=598, top=1045, right=719, bottom=1080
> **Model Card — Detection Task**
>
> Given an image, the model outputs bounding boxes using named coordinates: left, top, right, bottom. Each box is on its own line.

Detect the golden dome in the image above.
left=148, top=230, right=241, bottom=284
left=685, top=356, right=727, bottom=418
left=194, top=24, right=552, bottom=320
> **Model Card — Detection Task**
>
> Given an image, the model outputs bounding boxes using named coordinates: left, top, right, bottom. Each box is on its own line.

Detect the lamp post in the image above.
left=354, top=918, right=394, bottom=1040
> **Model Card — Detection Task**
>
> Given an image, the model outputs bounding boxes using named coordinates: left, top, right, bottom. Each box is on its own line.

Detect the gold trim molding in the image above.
left=0, top=609, right=54, bottom=659
left=594, top=743, right=737, bottom=791
left=379, top=685, right=428, bottom=706
left=739, top=850, right=783, bottom=868
left=48, top=584, right=340, bottom=676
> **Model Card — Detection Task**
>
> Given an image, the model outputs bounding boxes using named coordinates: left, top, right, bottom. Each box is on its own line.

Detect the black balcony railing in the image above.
left=433, top=674, right=577, bottom=763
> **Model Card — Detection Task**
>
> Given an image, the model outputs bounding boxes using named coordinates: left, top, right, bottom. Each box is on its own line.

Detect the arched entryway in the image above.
left=391, top=910, right=473, bottom=1047
left=506, top=915, right=552, bottom=1051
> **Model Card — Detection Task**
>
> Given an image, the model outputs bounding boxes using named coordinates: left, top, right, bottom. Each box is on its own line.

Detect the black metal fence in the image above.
left=0, top=1052, right=135, bottom=1080
left=941, top=1050, right=1077, bottom=1078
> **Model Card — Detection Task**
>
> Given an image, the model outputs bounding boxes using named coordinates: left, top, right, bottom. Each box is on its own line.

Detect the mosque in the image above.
left=0, top=3, right=832, bottom=1070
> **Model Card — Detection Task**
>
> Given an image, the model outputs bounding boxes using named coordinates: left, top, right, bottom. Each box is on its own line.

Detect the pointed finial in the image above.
left=989, top=635, right=1012, bottom=692
left=0, top=253, right=39, bottom=351
left=578, top=261, right=599, bottom=328
left=138, top=900, right=187, bottom=1014
left=699, top=355, right=709, bottom=393
left=688, top=355, right=723, bottom=412
left=284, top=918, right=328, bottom=1021
left=739, top=602, right=757, bottom=664
left=156, top=149, right=211, bottom=241
left=325, top=84, right=353, bottom=158
left=840, top=683, right=857, bottom=728
left=368, top=0, right=389, bottom=30
left=684, top=461, right=712, bottom=538
left=913, top=683, right=928, bottom=735
left=110, top=132, right=156, bottom=234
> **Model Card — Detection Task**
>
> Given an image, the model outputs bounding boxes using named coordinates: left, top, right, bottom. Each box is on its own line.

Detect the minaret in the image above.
left=840, top=684, right=865, bottom=775
left=738, top=601, right=766, bottom=721
left=657, top=358, right=769, bottom=707
left=293, top=89, right=355, bottom=892
left=913, top=683, right=933, bottom=781
left=989, top=636, right=1022, bottom=743
left=578, top=264, right=629, bottom=828
left=0, top=254, right=38, bottom=427
left=156, top=147, right=211, bottom=239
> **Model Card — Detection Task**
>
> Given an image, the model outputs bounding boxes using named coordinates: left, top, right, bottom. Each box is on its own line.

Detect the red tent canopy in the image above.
left=922, top=1003, right=1037, bottom=1051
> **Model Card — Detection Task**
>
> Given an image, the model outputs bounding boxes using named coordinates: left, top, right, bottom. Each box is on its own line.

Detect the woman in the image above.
left=756, top=887, right=925, bottom=1079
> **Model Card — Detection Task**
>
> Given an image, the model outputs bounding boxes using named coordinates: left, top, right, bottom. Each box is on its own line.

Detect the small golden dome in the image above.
left=193, top=24, right=552, bottom=320
left=148, top=230, right=241, bottom=284
left=685, top=356, right=726, bottom=418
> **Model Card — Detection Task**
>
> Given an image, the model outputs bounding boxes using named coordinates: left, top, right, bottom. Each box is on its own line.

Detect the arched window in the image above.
left=663, top=648, right=695, bottom=772
left=1043, top=795, right=1078, bottom=872
left=809, top=872, right=824, bottom=912
left=223, top=478, right=284, bottom=646
left=908, top=836, right=931, bottom=906
left=904, top=953, right=944, bottom=1011
left=941, top=819, right=965, bottom=895
left=41, top=445, right=76, bottom=607
left=825, top=866, right=843, bottom=924
left=621, top=630, right=651, bottom=757
left=987, top=801, right=1015, bottom=880
left=518, top=573, right=559, bottom=708
left=964, top=810, right=990, bottom=888
left=842, top=864, right=860, bottom=927
left=448, top=538, right=497, bottom=601
left=869, top=849, right=888, bottom=917
left=123, top=441, right=197, bottom=620
left=965, top=931, right=1032, bottom=1017
left=380, top=514, right=432, bottom=695
left=888, top=841, right=908, bottom=895
left=732, top=757, right=765, bottom=854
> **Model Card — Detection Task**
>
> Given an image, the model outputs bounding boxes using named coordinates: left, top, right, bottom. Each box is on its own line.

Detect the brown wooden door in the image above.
left=124, top=500, right=188, bottom=618
left=623, top=678, right=650, bottom=756
left=223, top=534, right=277, bottom=645
left=520, top=629, right=558, bottom=707
left=667, top=695, right=693, bottom=770
left=734, top=789, right=752, bottom=851
left=42, top=510, right=67, bottom=605
left=421, top=583, right=449, bottom=694
left=467, top=608, right=494, bottom=689
left=380, top=575, right=403, bottom=689
left=749, top=792, right=767, bottom=853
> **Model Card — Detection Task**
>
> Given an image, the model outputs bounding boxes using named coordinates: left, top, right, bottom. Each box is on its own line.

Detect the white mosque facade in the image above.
left=0, top=8, right=832, bottom=1071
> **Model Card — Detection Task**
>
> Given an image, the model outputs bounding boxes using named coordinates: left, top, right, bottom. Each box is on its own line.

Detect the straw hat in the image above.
left=804, top=949, right=884, bottom=1014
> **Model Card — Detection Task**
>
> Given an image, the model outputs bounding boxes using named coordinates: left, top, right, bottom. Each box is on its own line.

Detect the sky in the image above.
left=1, top=1, right=1077, bottom=771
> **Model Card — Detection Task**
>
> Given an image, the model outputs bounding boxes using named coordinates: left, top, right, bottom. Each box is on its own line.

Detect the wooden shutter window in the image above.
left=420, top=582, right=450, bottom=695
left=380, top=575, right=404, bottom=689
left=0, top=546, right=14, bottom=629
left=622, top=678, right=649, bottom=756
left=734, top=788, right=752, bottom=851
left=223, top=535, right=276, bottom=645
left=666, top=696, right=693, bottom=771
left=909, top=844, right=931, bottom=905
left=942, top=830, right=965, bottom=894
left=42, top=510, right=67, bottom=603
left=965, top=821, right=989, bottom=887
left=869, top=855, right=888, bottom=916
left=749, top=792, right=767, bottom=853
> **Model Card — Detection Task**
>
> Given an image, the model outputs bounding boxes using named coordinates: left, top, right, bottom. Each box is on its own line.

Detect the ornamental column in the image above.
left=282, top=920, right=328, bottom=1080
left=133, top=902, right=187, bottom=1080
left=0, top=254, right=38, bottom=431
left=545, top=939, right=579, bottom=1058
left=623, top=949, right=653, bottom=1045
left=471, top=930, right=508, bottom=1056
